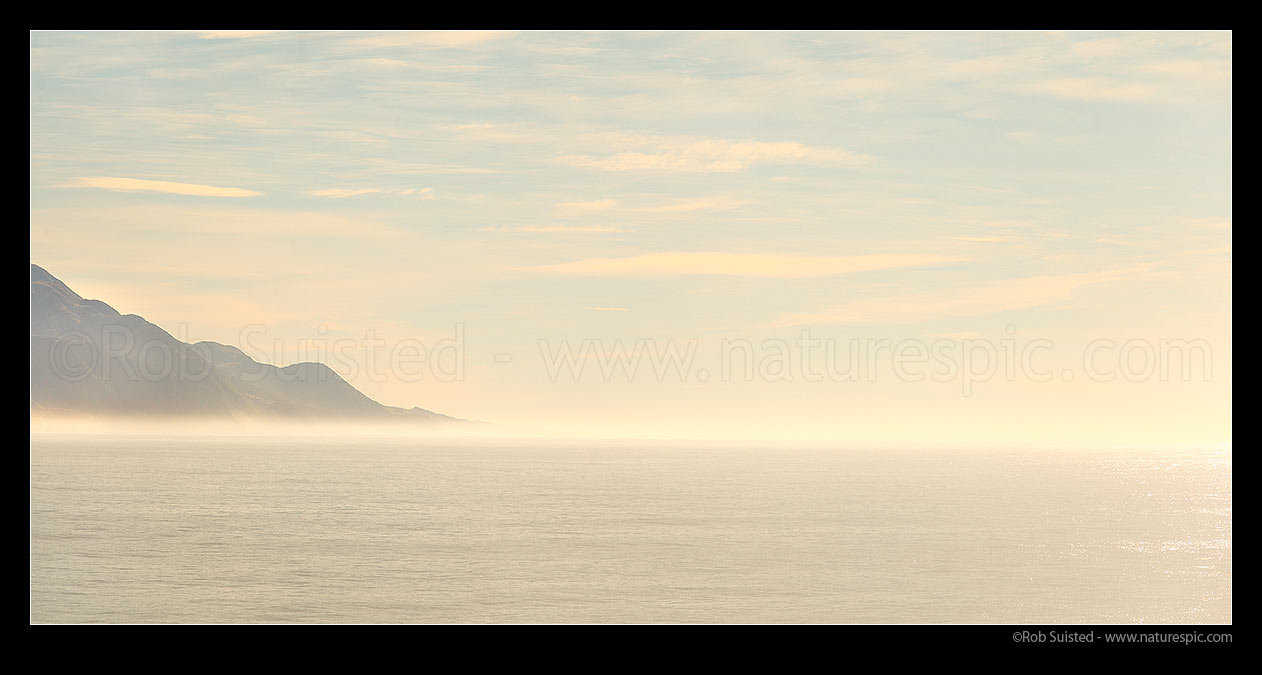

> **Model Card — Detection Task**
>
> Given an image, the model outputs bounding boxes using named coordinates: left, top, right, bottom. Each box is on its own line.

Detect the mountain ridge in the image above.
left=29, top=263, right=471, bottom=425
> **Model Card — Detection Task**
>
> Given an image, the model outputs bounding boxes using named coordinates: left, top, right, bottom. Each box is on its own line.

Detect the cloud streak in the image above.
left=773, top=267, right=1152, bottom=326
left=482, top=225, right=624, bottom=233
left=349, top=31, right=517, bottom=49
left=525, top=252, right=957, bottom=278
left=194, top=31, right=277, bottom=40
left=309, top=187, right=433, bottom=199
left=554, top=199, right=618, bottom=213
left=66, top=177, right=263, bottom=197
left=635, top=197, right=754, bottom=212
left=558, top=138, right=873, bottom=173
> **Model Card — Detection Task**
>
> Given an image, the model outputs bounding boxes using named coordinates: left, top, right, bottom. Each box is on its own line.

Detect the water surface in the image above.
left=30, top=435, right=1232, bottom=623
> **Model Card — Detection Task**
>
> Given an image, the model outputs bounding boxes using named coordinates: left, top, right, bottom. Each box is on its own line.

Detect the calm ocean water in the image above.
left=29, top=435, right=1231, bottom=624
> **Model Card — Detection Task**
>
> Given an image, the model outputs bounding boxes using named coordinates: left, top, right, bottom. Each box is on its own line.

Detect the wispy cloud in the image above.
left=443, top=122, right=538, bottom=143
left=953, top=235, right=1014, bottom=243
left=310, top=187, right=433, bottom=199
left=558, top=138, right=873, bottom=173
left=1023, top=78, right=1162, bottom=103
left=525, top=252, right=956, bottom=278
left=65, top=177, right=262, bottom=197
left=34, top=204, right=407, bottom=240
left=482, top=225, right=624, bottom=233
left=587, top=306, right=628, bottom=312
left=309, top=188, right=387, bottom=198
left=1140, top=59, right=1231, bottom=80
left=554, top=199, right=618, bottom=214
left=194, top=31, right=277, bottom=40
left=349, top=31, right=516, bottom=49
left=551, top=197, right=754, bottom=214
left=636, top=197, right=755, bottom=212
left=353, top=57, right=415, bottom=68
left=773, top=267, right=1152, bottom=326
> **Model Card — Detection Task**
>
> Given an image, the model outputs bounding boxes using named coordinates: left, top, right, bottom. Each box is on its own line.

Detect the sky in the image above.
left=29, top=30, right=1231, bottom=444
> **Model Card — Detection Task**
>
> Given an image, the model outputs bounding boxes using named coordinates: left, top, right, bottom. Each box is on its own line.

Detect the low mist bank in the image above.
left=29, top=412, right=526, bottom=439
left=28, top=414, right=1228, bottom=452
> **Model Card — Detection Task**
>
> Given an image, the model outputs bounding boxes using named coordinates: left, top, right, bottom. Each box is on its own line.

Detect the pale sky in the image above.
left=29, top=30, right=1232, bottom=444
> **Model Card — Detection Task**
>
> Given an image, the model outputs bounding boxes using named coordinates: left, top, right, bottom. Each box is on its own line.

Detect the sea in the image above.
left=29, top=434, right=1232, bottom=624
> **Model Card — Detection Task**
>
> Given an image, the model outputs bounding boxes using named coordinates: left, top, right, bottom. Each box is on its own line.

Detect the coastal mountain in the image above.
left=30, top=263, right=467, bottom=423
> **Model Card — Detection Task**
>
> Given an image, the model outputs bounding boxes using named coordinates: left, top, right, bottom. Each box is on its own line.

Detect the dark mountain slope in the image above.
left=30, top=264, right=467, bottom=423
